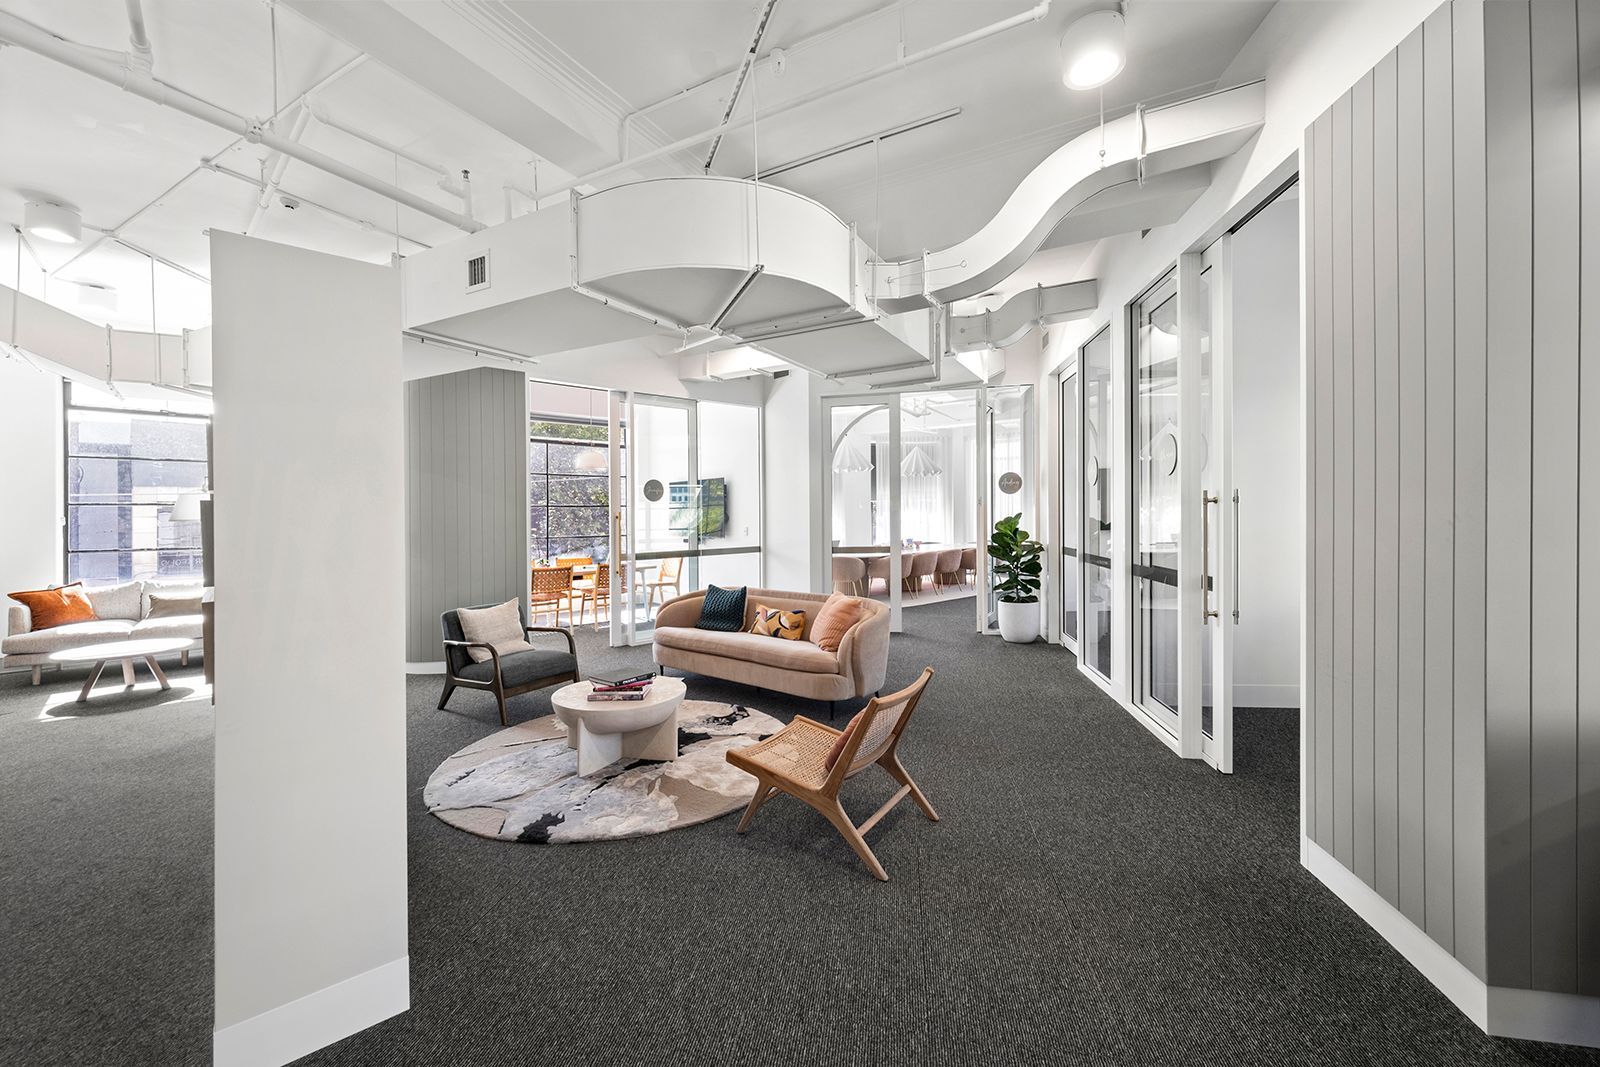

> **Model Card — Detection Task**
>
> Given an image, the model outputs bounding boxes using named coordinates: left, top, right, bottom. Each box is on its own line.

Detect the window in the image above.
left=65, top=386, right=210, bottom=583
left=529, top=416, right=614, bottom=562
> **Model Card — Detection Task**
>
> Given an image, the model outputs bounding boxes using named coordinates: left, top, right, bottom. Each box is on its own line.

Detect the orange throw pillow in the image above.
left=810, top=592, right=864, bottom=652
left=824, top=712, right=861, bottom=771
left=9, top=583, right=97, bottom=631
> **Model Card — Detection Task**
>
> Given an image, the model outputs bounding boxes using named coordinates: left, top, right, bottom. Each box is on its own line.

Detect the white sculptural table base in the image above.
left=550, top=676, right=686, bottom=777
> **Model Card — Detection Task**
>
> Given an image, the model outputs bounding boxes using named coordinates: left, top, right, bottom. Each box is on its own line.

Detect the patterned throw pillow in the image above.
left=749, top=604, right=805, bottom=640
left=696, top=584, right=747, bottom=632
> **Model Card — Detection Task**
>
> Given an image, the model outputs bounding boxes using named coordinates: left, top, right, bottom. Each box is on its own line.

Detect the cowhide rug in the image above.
left=424, top=700, right=781, bottom=843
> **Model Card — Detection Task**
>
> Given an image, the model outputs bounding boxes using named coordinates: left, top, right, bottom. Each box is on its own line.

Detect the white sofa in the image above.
left=3, top=579, right=205, bottom=684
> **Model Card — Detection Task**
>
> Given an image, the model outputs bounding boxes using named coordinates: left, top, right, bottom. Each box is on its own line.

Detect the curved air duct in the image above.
left=401, top=81, right=1265, bottom=380
left=947, top=280, right=1099, bottom=352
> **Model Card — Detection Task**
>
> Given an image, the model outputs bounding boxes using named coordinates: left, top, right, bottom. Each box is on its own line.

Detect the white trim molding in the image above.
left=405, top=661, right=445, bottom=675
left=1302, top=837, right=1600, bottom=1049
left=213, top=956, right=410, bottom=1067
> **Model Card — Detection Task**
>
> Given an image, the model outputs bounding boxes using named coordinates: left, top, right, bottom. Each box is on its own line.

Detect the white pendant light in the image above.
left=832, top=437, right=873, bottom=474
left=900, top=444, right=943, bottom=479
left=23, top=200, right=82, bottom=244
left=1060, top=9, right=1127, bottom=91
left=574, top=448, right=607, bottom=471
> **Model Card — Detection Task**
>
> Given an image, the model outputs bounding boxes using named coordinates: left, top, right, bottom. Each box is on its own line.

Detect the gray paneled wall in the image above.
left=1305, top=0, right=1597, bottom=995
left=405, top=367, right=528, bottom=664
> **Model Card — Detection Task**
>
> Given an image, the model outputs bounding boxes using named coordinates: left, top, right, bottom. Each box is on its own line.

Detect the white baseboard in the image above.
left=405, top=661, right=444, bottom=674
left=1232, top=682, right=1300, bottom=708
left=213, top=956, right=409, bottom=1067
left=1302, top=837, right=1600, bottom=1048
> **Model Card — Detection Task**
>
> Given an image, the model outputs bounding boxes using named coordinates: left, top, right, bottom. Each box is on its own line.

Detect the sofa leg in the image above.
left=829, top=700, right=837, bottom=721
left=31, top=665, right=41, bottom=686
left=437, top=680, right=456, bottom=711
left=180, top=650, right=190, bottom=666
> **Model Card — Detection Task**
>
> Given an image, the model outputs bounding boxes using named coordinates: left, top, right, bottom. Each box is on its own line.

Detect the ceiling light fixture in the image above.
left=23, top=200, right=82, bottom=244
left=72, top=281, right=119, bottom=313
left=1060, top=9, right=1127, bottom=91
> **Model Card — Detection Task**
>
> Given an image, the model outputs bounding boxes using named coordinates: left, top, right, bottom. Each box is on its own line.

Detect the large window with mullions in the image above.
left=65, top=386, right=210, bottom=583
left=529, top=416, right=615, bottom=563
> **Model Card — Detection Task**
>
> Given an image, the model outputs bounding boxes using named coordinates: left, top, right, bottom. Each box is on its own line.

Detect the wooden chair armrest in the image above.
left=524, top=625, right=576, bottom=655
left=441, top=638, right=502, bottom=677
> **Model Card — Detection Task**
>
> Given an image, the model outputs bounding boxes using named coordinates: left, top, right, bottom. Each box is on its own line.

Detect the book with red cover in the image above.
left=586, top=690, right=647, bottom=702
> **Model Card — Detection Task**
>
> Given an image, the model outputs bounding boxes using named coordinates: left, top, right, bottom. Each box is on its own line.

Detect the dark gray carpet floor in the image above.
left=1, top=599, right=1595, bottom=1065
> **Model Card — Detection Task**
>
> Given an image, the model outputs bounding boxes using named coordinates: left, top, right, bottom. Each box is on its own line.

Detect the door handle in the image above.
left=1231, top=490, right=1240, bottom=624
left=1202, top=492, right=1219, bottom=622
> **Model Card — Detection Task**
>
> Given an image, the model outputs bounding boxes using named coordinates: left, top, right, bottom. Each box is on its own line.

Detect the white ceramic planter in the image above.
left=996, top=599, right=1040, bottom=643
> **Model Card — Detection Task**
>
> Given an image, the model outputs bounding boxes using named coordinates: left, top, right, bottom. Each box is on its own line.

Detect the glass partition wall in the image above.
left=1080, top=327, right=1114, bottom=680
left=1131, top=272, right=1182, bottom=733
left=1059, top=368, right=1079, bottom=651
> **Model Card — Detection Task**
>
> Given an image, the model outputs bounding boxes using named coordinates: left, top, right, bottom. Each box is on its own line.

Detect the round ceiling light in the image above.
left=23, top=200, right=82, bottom=244
left=1060, top=9, right=1127, bottom=91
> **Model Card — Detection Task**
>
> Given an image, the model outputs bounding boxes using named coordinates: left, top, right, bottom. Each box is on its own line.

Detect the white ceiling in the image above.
left=0, top=0, right=1275, bottom=336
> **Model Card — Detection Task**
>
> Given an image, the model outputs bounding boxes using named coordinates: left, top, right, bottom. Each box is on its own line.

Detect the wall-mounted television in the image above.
left=668, top=478, right=727, bottom=537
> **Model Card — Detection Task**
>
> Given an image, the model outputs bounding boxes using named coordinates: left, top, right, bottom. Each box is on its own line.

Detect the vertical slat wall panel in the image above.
left=1528, top=0, right=1581, bottom=995
left=1312, top=110, right=1336, bottom=850
left=1421, top=3, right=1456, bottom=950
left=1578, top=0, right=1600, bottom=1001
left=1394, top=25, right=1429, bottom=928
left=1480, top=0, right=1532, bottom=992
left=1350, top=71, right=1378, bottom=886
left=1371, top=50, right=1402, bottom=908
left=1331, top=92, right=1355, bottom=867
left=403, top=368, right=529, bottom=663
left=1449, top=0, right=1487, bottom=980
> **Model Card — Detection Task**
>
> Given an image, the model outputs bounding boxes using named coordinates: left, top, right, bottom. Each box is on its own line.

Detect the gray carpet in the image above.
left=1, top=601, right=1595, bottom=1065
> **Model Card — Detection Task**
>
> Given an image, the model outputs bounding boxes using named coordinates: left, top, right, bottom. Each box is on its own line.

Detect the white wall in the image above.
left=211, top=233, right=408, bottom=1067
left=762, top=370, right=822, bottom=592
left=1230, top=191, right=1303, bottom=708
left=0, top=352, right=61, bottom=598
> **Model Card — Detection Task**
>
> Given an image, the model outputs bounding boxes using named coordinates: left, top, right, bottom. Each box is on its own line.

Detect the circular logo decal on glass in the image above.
left=998, top=471, right=1023, bottom=495
left=643, top=479, right=665, bottom=502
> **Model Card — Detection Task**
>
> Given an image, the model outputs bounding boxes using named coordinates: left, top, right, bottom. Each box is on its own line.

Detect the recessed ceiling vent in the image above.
left=465, top=251, right=490, bottom=293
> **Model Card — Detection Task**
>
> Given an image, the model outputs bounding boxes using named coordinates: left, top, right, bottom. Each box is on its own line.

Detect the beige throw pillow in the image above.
left=457, top=599, right=533, bottom=664
left=146, top=593, right=204, bottom=619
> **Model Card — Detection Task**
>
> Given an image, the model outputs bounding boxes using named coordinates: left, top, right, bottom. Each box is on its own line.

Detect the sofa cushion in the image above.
left=457, top=649, right=576, bottom=688
left=85, top=581, right=143, bottom=621
left=2, top=619, right=136, bottom=655
left=457, top=599, right=531, bottom=664
left=696, top=584, right=747, bottom=632
left=147, top=593, right=203, bottom=619
left=8, top=583, right=97, bottom=631
left=654, top=627, right=839, bottom=674
left=749, top=604, right=805, bottom=640
left=141, top=580, right=204, bottom=619
left=130, top=615, right=204, bottom=641
left=811, top=593, right=866, bottom=652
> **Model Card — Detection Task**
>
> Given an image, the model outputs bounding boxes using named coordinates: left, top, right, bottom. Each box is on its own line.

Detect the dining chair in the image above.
left=725, top=667, right=938, bottom=881
left=572, top=561, right=624, bottom=630
left=933, top=548, right=965, bottom=590
left=530, top=564, right=574, bottom=627
left=906, top=551, right=938, bottom=597
left=831, top=555, right=867, bottom=596
left=644, top=556, right=683, bottom=608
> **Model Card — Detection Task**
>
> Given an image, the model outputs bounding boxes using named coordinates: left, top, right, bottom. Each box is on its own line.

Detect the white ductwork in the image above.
left=2, top=281, right=210, bottom=393
left=871, top=80, right=1266, bottom=310
left=946, top=280, right=1098, bottom=352
left=0, top=9, right=484, bottom=233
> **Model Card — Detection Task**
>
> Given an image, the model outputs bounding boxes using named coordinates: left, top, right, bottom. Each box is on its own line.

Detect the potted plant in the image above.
left=988, top=513, right=1043, bottom=643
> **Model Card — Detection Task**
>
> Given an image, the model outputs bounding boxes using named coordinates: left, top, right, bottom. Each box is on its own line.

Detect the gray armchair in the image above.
left=438, top=604, right=579, bottom=726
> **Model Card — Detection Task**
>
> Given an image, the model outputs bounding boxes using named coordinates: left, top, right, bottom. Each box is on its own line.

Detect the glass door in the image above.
left=981, top=386, right=1033, bottom=633
left=1131, top=271, right=1182, bottom=735
left=1199, top=239, right=1235, bottom=772
left=625, top=394, right=696, bottom=645
left=1060, top=368, right=1079, bottom=652
left=827, top=399, right=900, bottom=631
left=1080, top=327, right=1114, bottom=681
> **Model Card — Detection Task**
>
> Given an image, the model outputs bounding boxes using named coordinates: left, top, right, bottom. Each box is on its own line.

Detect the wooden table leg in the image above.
left=144, top=655, right=171, bottom=691
left=77, top=661, right=107, bottom=704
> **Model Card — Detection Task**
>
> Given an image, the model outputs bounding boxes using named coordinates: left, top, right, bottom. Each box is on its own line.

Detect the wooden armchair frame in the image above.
left=439, top=622, right=578, bottom=727
left=725, top=666, right=937, bottom=881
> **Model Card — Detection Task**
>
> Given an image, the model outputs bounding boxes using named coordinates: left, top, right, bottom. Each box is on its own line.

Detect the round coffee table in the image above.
left=48, top=637, right=194, bottom=704
left=550, top=676, right=686, bottom=777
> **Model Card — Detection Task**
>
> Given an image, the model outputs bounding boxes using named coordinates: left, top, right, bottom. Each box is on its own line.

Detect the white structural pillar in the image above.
left=211, top=232, right=408, bottom=1067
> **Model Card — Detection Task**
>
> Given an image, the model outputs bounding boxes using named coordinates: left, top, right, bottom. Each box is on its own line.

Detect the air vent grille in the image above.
left=465, top=252, right=490, bottom=292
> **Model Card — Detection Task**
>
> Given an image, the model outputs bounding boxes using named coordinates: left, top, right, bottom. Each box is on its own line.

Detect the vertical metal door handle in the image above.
left=1231, top=490, right=1240, bottom=623
left=1202, top=492, right=1219, bottom=622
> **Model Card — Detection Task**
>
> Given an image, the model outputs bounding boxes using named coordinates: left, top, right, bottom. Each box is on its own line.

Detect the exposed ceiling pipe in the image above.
left=204, top=161, right=432, bottom=250
left=0, top=10, right=483, bottom=233
left=45, top=53, right=368, bottom=281
left=550, top=0, right=1051, bottom=200
left=123, top=0, right=152, bottom=73
left=703, top=0, right=780, bottom=173
left=245, top=104, right=312, bottom=235
left=742, top=107, right=961, bottom=181
left=306, top=98, right=448, bottom=179
left=86, top=228, right=210, bottom=284
left=618, top=0, right=915, bottom=158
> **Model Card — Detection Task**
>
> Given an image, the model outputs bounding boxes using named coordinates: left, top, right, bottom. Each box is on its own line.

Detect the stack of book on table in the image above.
left=586, top=670, right=655, bottom=701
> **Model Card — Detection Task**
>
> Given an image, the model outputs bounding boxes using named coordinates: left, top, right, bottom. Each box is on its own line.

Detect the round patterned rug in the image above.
left=424, top=700, right=782, bottom=844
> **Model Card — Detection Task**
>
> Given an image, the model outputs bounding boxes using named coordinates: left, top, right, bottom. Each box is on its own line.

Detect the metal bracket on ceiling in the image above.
left=709, top=263, right=764, bottom=332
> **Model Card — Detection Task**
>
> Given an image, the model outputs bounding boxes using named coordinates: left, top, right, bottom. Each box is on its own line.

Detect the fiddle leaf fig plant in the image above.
left=987, top=513, right=1043, bottom=604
